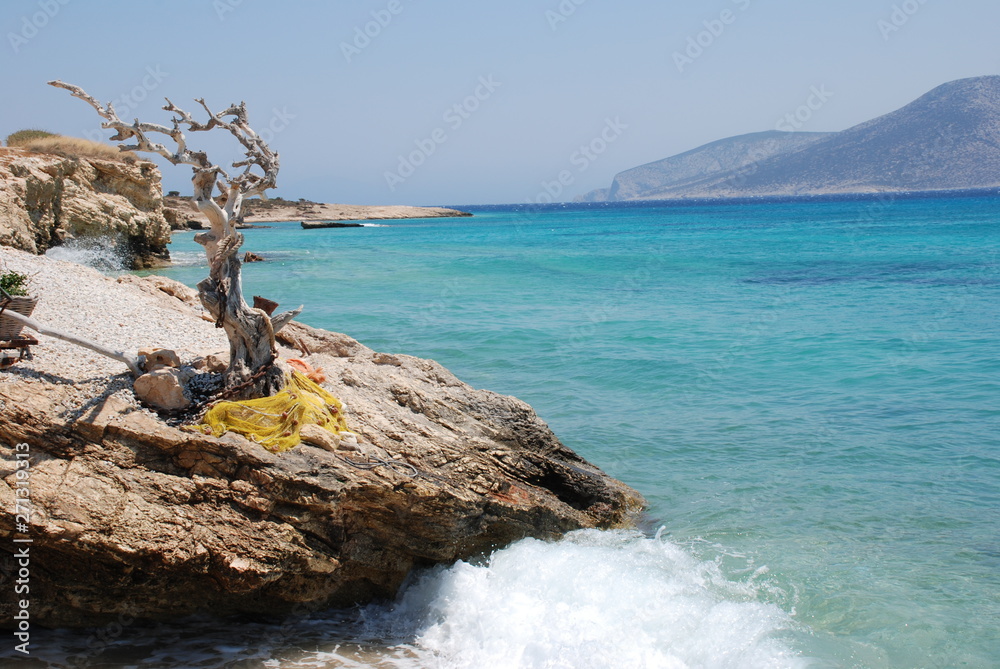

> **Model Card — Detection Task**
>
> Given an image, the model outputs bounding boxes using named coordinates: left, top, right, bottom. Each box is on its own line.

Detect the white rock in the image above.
left=139, top=348, right=181, bottom=370
left=133, top=367, right=191, bottom=410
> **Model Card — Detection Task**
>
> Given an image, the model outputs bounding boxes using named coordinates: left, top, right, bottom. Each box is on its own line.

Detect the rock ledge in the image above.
left=0, top=250, right=643, bottom=628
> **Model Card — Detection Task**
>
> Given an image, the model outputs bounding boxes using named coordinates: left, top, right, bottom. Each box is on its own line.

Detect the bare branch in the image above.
left=48, top=80, right=278, bottom=200
left=48, top=80, right=216, bottom=172
left=49, top=79, right=288, bottom=400
left=188, top=97, right=280, bottom=198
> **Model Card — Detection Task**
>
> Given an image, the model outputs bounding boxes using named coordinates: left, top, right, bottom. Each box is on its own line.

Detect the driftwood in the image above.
left=0, top=308, right=143, bottom=376
left=49, top=80, right=301, bottom=399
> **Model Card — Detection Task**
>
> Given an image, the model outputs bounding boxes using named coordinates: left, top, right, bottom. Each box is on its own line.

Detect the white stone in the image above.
left=133, top=367, right=191, bottom=410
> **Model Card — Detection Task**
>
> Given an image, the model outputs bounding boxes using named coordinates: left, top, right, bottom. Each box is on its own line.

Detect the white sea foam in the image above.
left=339, top=529, right=809, bottom=669
left=4, top=528, right=814, bottom=668
left=44, top=236, right=129, bottom=272
left=165, top=249, right=209, bottom=267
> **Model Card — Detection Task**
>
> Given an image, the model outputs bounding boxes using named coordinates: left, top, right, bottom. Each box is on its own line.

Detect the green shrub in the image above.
left=6, top=129, right=56, bottom=147
left=0, top=270, right=32, bottom=297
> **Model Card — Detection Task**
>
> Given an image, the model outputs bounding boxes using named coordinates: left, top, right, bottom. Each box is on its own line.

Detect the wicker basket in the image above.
left=0, top=295, right=38, bottom=341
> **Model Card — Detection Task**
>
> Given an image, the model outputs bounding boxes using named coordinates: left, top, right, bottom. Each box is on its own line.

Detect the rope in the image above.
left=207, top=356, right=276, bottom=404
left=335, top=453, right=420, bottom=477
left=332, top=450, right=458, bottom=489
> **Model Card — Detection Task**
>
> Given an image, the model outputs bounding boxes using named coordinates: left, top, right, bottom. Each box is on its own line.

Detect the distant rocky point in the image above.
left=0, top=144, right=471, bottom=268
left=165, top=195, right=471, bottom=230
left=241, top=197, right=471, bottom=224
left=581, top=75, right=1000, bottom=201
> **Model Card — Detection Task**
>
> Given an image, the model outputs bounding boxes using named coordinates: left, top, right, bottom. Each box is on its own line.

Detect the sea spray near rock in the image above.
left=358, top=529, right=808, bottom=669
left=43, top=235, right=130, bottom=272
left=0, top=147, right=171, bottom=268
left=0, top=530, right=810, bottom=667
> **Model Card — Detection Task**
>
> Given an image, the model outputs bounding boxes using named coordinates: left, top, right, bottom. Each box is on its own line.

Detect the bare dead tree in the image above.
left=49, top=80, right=301, bottom=399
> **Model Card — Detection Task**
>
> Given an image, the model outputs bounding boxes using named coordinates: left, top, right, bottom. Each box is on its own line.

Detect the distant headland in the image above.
left=166, top=195, right=472, bottom=229
left=579, top=75, right=1000, bottom=202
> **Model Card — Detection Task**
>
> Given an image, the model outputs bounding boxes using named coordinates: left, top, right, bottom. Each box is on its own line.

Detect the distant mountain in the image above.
left=587, top=76, right=1000, bottom=201
left=604, top=131, right=831, bottom=201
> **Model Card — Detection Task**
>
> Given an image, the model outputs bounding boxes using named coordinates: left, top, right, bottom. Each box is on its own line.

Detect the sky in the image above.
left=3, top=0, right=999, bottom=206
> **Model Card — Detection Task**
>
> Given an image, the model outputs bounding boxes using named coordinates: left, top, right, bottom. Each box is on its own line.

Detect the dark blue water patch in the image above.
left=746, top=274, right=1000, bottom=287
left=744, top=258, right=998, bottom=286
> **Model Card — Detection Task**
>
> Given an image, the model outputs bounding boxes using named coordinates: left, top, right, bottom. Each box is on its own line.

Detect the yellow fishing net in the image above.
left=190, top=370, right=350, bottom=453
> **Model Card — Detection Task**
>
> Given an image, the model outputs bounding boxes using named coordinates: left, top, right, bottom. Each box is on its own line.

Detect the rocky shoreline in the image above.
left=0, top=147, right=469, bottom=271
left=164, top=196, right=472, bottom=231
left=0, top=147, right=171, bottom=269
left=0, top=247, right=642, bottom=628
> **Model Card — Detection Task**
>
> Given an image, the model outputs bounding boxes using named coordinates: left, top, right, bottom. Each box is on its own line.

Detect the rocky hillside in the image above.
left=0, top=147, right=172, bottom=268
left=590, top=75, right=1000, bottom=201
left=606, top=130, right=830, bottom=201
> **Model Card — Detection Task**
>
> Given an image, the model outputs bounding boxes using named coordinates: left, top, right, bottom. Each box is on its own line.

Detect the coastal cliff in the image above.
left=0, top=247, right=643, bottom=628
left=0, top=147, right=172, bottom=268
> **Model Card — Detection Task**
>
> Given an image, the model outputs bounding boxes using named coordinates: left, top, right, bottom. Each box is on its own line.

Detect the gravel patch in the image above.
left=1, top=246, right=229, bottom=413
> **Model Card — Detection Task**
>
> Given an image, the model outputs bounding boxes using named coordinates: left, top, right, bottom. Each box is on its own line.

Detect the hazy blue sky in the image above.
left=3, top=0, right=998, bottom=205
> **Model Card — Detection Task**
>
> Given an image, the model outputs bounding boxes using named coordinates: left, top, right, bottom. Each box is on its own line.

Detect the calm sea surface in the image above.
left=20, top=196, right=1000, bottom=667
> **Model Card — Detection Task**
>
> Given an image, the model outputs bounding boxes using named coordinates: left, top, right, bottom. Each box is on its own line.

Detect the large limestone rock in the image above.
left=0, top=147, right=171, bottom=268
left=133, top=366, right=192, bottom=410
left=0, top=306, right=643, bottom=628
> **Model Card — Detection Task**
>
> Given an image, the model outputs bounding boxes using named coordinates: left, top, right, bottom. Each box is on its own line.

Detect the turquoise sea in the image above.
left=27, top=195, right=1000, bottom=667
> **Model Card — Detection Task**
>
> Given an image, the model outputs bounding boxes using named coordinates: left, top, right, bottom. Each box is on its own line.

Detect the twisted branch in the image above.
left=47, top=80, right=279, bottom=201
left=49, top=80, right=289, bottom=400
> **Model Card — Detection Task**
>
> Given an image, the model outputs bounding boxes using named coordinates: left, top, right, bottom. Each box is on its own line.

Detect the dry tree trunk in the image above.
left=49, top=80, right=301, bottom=399
left=191, top=175, right=296, bottom=398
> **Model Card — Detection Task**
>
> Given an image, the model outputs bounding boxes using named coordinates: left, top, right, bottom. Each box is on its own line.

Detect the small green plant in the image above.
left=6, top=129, right=56, bottom=147
left=0, top=269, right=32, bottom=297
